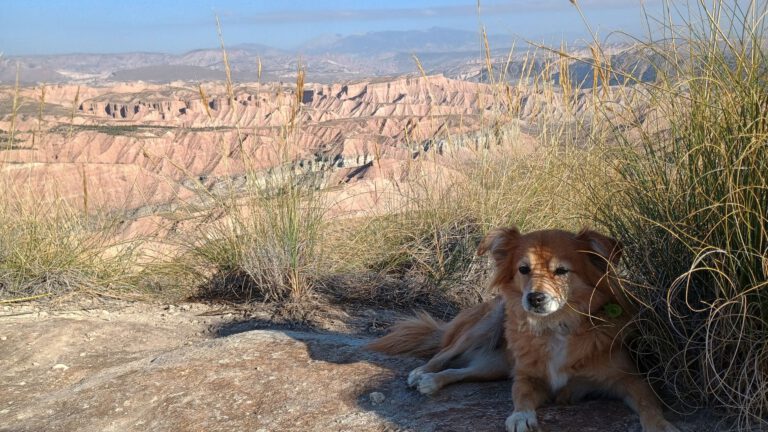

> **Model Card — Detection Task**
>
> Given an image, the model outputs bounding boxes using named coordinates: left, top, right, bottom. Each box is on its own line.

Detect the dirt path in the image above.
left=0, top=300, right=717, bottom=432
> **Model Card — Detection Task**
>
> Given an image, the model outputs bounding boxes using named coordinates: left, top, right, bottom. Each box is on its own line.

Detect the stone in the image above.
left=369, top=392, right=386, bottom=405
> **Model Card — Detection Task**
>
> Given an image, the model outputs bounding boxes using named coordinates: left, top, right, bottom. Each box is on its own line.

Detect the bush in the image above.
left=591, top=1, right=768, bottom=427
left=174, top=172, right=328, bottom=314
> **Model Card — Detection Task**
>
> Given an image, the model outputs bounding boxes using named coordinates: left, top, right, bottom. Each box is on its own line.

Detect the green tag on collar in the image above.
left=604, top=303, right=623, bottom=318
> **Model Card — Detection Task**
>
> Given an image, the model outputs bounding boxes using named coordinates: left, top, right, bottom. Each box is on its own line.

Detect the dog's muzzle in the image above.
left=523, top=291, right=560, bottom=315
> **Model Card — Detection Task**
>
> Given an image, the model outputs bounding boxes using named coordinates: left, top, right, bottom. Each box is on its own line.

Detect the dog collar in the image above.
left=603, top=303, right=623, bottom=318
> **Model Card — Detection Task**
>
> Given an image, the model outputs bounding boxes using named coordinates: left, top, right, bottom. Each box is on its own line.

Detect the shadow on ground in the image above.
left=213, top=316, right=715, bottom=432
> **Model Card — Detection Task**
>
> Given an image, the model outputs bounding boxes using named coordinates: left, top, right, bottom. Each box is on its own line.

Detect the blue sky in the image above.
left=0, top=0, right=664, bottom=55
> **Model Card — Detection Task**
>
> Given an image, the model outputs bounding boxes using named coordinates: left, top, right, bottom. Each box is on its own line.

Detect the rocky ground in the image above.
left=0, top=299, right=722, bottom=432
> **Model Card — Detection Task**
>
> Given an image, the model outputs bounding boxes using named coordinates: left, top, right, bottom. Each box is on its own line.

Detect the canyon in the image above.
left=0, top=74, right=568, bottom=226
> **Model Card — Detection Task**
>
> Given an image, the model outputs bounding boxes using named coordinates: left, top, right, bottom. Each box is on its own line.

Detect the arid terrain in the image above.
left=0, top=36, right=654, bottom=232
left=1, top=72, right=569, bottom=239
left=0, top=56, right=676, bottom=432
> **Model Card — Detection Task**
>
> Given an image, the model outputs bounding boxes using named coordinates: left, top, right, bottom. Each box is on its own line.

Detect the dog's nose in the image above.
left=527, top=291, right=548, bottom=308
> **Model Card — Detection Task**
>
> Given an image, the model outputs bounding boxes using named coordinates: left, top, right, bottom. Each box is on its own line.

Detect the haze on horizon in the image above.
left=0, top=0, right=665, bottom=56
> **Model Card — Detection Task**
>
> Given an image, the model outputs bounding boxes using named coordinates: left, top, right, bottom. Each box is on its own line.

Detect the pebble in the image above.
left=0, top=336, right=7, bottom=341
left=52, top=364, right=70, bottom=371
left=369, top=392, right=386, bottom=405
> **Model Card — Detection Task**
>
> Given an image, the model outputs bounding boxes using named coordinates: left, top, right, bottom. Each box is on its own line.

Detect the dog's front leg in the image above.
left=506, top=375, right=547, bottom=432
left=614, top=375, right=680, bottom=432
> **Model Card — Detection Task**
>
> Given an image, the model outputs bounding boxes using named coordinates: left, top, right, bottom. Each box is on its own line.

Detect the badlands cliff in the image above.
left=0, top=70, right=641, bottom=231
left=0, top=75, right=559, bottom=215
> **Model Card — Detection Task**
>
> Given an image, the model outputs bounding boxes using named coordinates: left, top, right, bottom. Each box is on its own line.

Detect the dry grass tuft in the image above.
left=572, top=0, right=768, bottom=427
left=0, top=197, right=140, bottom=301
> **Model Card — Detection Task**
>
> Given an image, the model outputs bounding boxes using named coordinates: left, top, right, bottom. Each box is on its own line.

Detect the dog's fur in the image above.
left=368, top=296, right=510, bottom=395
left=368, top=227, right=679, bottom=432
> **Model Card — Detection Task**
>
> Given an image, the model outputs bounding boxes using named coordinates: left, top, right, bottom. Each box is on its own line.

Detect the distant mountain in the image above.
left=300, top=27, right=512, bottom=54
left=1, top=28, right=650, bottom=85
left=299, top=34, right=345, bottom=52
left=0, top=57, right=69, bottom=83
left=109, top=65, right=226, bottom=82
left=15, top=52, right=174, bottom=74
left=229, top=43, right=287, bottom=56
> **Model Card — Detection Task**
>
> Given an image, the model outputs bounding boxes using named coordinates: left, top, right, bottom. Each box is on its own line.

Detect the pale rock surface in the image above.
left=0, top=302, right=716, bottom=432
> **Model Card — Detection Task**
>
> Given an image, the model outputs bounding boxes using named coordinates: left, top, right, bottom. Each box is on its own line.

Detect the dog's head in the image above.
left=478, top=227, right=622, bottom=317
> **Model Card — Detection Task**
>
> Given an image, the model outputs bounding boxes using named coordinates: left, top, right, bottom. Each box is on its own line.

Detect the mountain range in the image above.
left=0, top=27, right=562, bottom=84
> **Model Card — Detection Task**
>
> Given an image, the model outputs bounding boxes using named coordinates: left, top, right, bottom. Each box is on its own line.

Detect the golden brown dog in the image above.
left=369, top=227, right=679, bottom=432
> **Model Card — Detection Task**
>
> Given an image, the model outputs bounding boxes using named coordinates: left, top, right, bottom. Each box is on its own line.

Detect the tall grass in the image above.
left=583, top=0, right=768, bottom=427
left=175, top=172, right=329, bottom=310
left=0, top=196, right=139, bottom=301
left=324, top=29, right=612, bottom=315
left=156, top=41, right=332, bottom=316
left=319, top=118, right=604, bottom=318
left=0, top=81, right=141, bottom=302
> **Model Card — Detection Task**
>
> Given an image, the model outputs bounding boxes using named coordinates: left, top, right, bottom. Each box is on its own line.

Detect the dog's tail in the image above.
left=366, top=312, right=445, bottom=358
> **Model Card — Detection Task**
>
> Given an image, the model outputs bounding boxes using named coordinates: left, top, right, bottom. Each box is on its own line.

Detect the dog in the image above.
left=368, top=227, right=679, bottom=432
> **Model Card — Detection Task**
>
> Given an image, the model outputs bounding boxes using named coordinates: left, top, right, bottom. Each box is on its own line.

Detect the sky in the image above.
left=0, top=0, right=665, bottom=56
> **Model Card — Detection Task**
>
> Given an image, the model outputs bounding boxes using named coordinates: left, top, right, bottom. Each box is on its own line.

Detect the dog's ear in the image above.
left=576, top=228, right=622, bottom=272
left=478, top=227, right=520, bottom=264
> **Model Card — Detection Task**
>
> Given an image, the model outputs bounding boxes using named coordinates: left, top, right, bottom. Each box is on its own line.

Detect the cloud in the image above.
left=224, top=0, right=659, bottom=25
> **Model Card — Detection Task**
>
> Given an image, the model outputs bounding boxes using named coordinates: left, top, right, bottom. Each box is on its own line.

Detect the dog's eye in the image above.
left=518, top=265, right=531, bottom=275
left=554, top=267, right=569, bottom=276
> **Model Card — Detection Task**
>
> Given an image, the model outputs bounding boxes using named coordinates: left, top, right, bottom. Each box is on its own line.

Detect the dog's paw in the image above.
left=416, top=373, right=440, bottom=395
left=505, top=410, right=539, bottom=432
left=407, top=366, right=426, bottom=388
